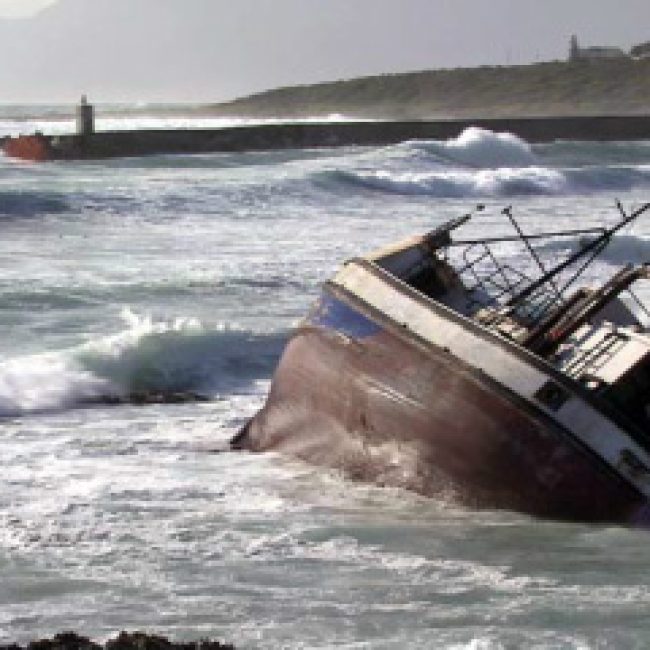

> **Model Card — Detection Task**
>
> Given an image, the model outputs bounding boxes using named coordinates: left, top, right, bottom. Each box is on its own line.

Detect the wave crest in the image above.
left=317, top=164, right=650, bottom=198
left=0, top=308, right=285, bottom=418
left=411, top=126, right=538, bottom=168
left=317, top=167, right=566, bottom=197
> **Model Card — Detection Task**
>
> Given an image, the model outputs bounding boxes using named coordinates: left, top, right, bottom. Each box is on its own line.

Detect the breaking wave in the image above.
left=408, top=126, right=538, bottom=168
left=319, top=167, right=563, bottom=197
left=311, top=128, right=650, bottom=197
left=0, top=308, right=286, bottom=418
left=319, top=164, right=650, bottom=198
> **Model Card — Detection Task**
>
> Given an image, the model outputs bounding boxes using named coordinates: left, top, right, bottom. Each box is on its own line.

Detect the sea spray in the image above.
left=0, top=353, right=110, bottom=417
left=320, top=166, right=568, bottom=198
left=412, top=126, right=538, bottom=168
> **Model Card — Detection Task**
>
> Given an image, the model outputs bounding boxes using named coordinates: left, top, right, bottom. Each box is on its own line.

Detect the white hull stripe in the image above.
left=333, top=261, right=650, bottom=499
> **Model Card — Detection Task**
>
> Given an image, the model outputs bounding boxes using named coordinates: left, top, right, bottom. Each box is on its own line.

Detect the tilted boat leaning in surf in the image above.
left=233, top=201, right=650, bottom=525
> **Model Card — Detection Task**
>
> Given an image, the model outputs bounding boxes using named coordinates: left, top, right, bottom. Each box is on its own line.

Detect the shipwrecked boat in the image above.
left=233, top=202, right=650, bottom=525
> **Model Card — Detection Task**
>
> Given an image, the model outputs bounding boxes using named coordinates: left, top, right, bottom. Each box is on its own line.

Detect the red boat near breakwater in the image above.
left=233, top=203, right=650, bottom=525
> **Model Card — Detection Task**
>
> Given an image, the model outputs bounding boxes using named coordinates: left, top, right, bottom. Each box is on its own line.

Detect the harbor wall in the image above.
left=4, top=114, right=650, bottom=161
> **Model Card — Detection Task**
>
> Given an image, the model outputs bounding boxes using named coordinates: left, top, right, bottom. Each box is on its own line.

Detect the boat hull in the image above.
left=3, top=134, right=52, bottom=162
left=236, top=286, right=646, bottom=524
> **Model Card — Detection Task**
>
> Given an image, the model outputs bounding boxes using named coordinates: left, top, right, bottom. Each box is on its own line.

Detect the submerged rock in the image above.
left=0, top=632, right=235, bottom=650
left=106, top=632, right=234, bottom=650
left=123, top=391, right=211, bottom=406
left=80, top=391, right=211, bottom=407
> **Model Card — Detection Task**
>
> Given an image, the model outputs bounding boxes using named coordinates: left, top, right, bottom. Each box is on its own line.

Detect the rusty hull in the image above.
left=236, top=286, right=646, bottom=524
left=3, top=134, right=52, bottom=162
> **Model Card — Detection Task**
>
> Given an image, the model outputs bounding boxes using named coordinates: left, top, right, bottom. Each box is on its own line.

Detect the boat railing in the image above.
left=626, top=287, right=650, bottom=324
left=452, top=239, right=564, bottom=328
left=457, top=243, right=530, bottom=303
left=437, top=202, right=650, bottom=341
left=513, top=284, right=564, bottom=325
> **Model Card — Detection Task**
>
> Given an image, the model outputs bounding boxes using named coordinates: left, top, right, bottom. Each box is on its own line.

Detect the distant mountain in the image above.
left=207, top=58, right=650, bottom=120
left=0, top=0, right=445, bottom=104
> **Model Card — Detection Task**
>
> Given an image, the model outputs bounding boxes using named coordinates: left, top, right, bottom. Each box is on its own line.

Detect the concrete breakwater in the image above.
left=3, top=114, right=650, bottom=161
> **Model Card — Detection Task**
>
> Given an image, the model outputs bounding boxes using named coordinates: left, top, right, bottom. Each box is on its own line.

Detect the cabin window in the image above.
left=406, top=264, right=447, bottom=299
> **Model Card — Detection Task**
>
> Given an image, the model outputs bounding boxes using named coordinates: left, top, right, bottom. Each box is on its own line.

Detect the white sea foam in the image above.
left=313, top=128, right=650, bottom=197
left=324, top=166, right=567, bottom=197
left=324, top=164, right=650, bottom=198
left=0, top=354, right=109, bottom=417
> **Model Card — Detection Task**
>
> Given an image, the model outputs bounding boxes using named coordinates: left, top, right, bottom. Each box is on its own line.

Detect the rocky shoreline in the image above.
left=0, top=632, right=235, bottom=650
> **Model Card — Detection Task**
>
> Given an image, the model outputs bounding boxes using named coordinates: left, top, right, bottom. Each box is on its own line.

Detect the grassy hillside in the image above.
left=207, top=59, right=650, bottom=119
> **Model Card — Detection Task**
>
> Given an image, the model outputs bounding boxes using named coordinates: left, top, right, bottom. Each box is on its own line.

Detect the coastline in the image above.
left=4, top=114, right=650, bottom=162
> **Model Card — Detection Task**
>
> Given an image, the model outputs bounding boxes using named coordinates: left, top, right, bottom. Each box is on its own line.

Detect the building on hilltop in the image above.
left=569, top=35, right=627, bottom=61
left=631, top=41, right=650, bottom=58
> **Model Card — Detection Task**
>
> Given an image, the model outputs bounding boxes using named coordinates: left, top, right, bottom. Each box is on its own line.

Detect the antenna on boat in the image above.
left=502, top=205, right=562, bottom=303
left=506, top=201, right=650, bottom=309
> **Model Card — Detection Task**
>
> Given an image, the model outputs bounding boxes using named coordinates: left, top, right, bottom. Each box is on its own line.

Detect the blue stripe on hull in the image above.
left=307, top=288, right=381, bottom=339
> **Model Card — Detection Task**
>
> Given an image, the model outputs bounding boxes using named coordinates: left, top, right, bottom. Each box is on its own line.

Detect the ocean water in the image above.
left=1, top=109, right=650, bottom=649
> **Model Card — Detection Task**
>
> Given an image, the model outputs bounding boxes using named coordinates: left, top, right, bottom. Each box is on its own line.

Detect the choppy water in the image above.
left=1, top=109, right=650, bottom=649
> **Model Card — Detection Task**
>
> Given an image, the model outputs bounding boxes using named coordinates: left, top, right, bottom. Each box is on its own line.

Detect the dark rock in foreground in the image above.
left=0, top=632, right=235, bottom=650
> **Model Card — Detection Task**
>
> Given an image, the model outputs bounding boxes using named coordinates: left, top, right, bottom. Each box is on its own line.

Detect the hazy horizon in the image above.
left=0, top=0, right=648, bottom=104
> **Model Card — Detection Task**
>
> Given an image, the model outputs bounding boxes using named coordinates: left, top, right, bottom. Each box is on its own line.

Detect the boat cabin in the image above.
left=367, top=204, right=650, bottom=444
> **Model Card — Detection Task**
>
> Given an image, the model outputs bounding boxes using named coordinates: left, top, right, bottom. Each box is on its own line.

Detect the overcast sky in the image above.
left=0, top=0, right=646, bottom=51
left=0, top=0, right=648, bottom=103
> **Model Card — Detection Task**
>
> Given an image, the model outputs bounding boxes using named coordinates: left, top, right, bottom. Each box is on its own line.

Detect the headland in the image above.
left=206, top=58, right=650, bottom=120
